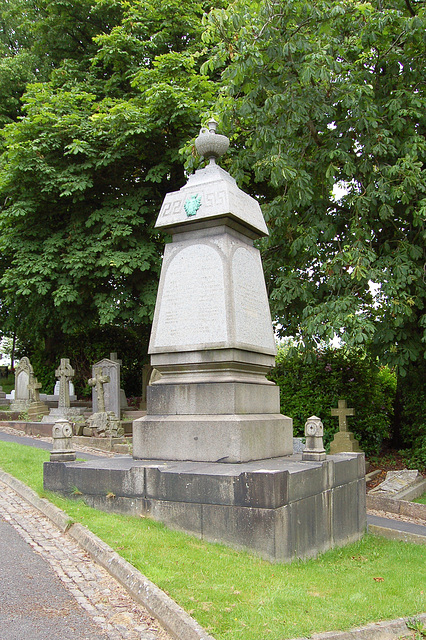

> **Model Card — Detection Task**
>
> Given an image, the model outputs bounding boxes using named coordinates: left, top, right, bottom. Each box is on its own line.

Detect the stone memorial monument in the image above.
left=89, top=366, right=110, bottom=412
left=44, top=122, right=366, bottom=562
left=133, top=119, right=292, bottom=462
left=329, top=399, right=362, bottom=454
left=10, top=357, right=34, bottom=412
left=91, top=353, right=121, bottom=418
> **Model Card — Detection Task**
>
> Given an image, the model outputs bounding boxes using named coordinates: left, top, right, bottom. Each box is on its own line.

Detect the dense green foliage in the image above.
left=397, top=360, right=426, bottom=468
left=0, top=0, right=221, bottom=370
left=269, top=346, right=396, bottom=455
left=23, top=325, right=150, bottom=397
left=202, top=0, right=426, bottom=375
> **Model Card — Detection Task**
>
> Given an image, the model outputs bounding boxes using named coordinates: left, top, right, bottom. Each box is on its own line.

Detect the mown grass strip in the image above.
left=0, top=440, right=425, bottom=640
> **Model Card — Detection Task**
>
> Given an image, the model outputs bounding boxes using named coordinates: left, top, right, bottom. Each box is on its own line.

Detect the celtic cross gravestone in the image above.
left=56, top=359, right=75, bottom=409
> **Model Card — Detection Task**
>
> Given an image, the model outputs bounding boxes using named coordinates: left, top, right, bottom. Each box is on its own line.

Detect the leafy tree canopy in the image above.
left=202, top=0, right=426, bottom=374
left=0, top=0, right=221, bottom=351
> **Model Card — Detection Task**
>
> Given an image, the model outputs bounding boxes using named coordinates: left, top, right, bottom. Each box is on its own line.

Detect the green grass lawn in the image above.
left=413, top=493, right=426, bottom=505
left=0, top=439, right=425, bottom=640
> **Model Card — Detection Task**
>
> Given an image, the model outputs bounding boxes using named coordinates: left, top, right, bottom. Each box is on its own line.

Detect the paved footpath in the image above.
left=0, top=480, right=172, bottom=640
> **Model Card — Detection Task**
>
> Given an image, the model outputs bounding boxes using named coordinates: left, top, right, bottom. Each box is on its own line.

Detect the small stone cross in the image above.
left=109, top=352, right=122, bottom=365
left=88, top=367, right=110, bottom=413
left=331, top=399, right=354, bottom=432
left=28, top=375, right=42, bottom=403
left=55, top=358, right=75, bottom=409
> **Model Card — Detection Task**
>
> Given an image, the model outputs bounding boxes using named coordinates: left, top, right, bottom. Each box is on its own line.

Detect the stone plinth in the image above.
left=41, top=407, right=86, bottom=423
left=43, top=452, right=366, bottom=562
left=329, top=431, right=361, bottom=454
left=27, top=401, right=49, bottom=421
left=50, top=419, right=76, bottom=462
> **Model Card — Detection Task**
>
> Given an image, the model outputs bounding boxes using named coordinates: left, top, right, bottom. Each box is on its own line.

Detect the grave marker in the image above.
left=91, top=355, right=121, bottom=418
left=89, top=367, right=110, bottom=413
left=27, top=374, right=49, bottom=420
left=56, top=359, right=75, bottom=409
left=133, top=119, right=293, bottom=463
left=10, top=357, right=33, bottom=412
left=42, top=358, right=85, bottom=422
left=329, top=398, right=362, bottom=453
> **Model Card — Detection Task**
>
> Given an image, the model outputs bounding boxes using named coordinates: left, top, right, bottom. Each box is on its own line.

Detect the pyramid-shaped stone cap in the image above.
left=155, top=162, right=269, bottom=238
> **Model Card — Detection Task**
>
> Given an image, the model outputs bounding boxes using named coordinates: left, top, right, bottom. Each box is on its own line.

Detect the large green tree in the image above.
left=202, top=0, right=426, bottom=375
left=0, top=0, right=220, bottom=365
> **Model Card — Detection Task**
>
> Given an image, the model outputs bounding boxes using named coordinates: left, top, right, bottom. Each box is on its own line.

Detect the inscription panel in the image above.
left=232, top=247, right=276, bottom=352
left=152, top=244, right=228, bottom=350
left=16, top=371, right=30, bottom=400
left=156, top=176, right=268, bottom=237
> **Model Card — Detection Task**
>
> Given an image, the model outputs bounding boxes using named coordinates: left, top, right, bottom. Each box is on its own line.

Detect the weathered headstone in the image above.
left=329, top=398, right=362, bottom=454
left=89, top=367, right=110, bottom=413
left=10, top=357, right=33, bottom=412
left=133, top=119, right=293, bottom=462
left=27, top=374, right=49, bottom=420
left=54, top=380, right=76, bottom=399
left=91, top=354, right=121, bottom=418
left=86, top=366, right=122, bottom=437
left=0, top=385, right=6, bottom=400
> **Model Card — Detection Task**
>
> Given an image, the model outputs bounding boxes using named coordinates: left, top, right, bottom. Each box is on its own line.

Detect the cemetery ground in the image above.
left=0, top=439, right=425, bottom=640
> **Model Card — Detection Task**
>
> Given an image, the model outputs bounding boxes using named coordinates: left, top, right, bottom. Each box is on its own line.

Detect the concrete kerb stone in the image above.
left=368, top=523, right=426, bottom=546
left=289, top=613, right=426, bottom=640
left=0, top=468, right=216, bottom=640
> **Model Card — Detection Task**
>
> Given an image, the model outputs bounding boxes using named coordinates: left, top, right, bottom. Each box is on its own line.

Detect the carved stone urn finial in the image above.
left=195, top=118, right=229, bottom=163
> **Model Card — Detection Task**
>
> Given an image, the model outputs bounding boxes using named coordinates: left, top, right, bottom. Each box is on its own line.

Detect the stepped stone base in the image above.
left=41, top=407, right=86, bottom=423
left=44, top=452, right=366, bottom=562
left=10, top=399, right=30, bottom=413
left=329, top=431, right=362, bottom=454
left=27, top=401, right=49, bottom=421
left=133, top=413, right=293, bottom=463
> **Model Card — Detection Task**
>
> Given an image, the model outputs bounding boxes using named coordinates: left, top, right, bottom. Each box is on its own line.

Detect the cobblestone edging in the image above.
left=0, top=470, right=215, bottom=640
left=0, top=476, right=169, bottom=640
